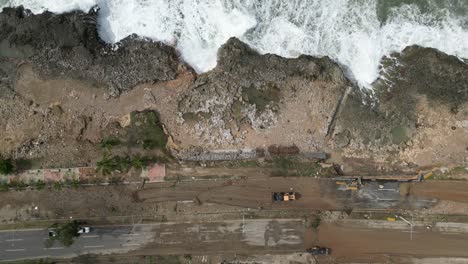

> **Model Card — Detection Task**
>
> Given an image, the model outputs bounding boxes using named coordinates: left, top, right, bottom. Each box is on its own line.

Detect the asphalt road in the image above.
left=0, top=225, right=153, bottom=261
left=4, top=219, right=468, bottom=261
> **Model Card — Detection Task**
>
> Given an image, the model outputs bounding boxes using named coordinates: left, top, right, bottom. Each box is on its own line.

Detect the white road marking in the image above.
left=5, top=249, right=25, bottom=252
left=402, top=231, right=420, bottom=234
left=162, top=241, right=182, bottom=244
left=122, top=233, right=141, bottom=236
left=202, top=240, right=222, bottom=243
left=122, top=243, right=141, bottom=246
left=160, top=232, right=174, bottom=235
left=82, top=235, right=99, bottom=238
left=5, top=239, right=24, bottom=242
left=45, top=247, right=65, bottom=250
left=417, top=200, right=438, bottom=203
left=200, top=230, right=217, bottom=233
left=84, top=245, right=105, bottom=248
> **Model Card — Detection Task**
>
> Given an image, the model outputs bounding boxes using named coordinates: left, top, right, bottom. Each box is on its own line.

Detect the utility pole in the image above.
left=396, top=215, right=413, bottom=240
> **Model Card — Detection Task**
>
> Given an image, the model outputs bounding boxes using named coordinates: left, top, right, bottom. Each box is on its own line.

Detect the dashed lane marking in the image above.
left=5, top=249, right=25, bottom=252
left=5, top=239, right=24, bottom=242
left=84, top=245, right=105, bottom=248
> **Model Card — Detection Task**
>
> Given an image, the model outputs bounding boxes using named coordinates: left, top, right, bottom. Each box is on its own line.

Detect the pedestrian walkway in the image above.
left=1, top=164, right=166, bottom=185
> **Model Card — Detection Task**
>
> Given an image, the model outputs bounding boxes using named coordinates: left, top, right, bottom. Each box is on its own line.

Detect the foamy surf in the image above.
left=1, top=0, right=467, bottom=89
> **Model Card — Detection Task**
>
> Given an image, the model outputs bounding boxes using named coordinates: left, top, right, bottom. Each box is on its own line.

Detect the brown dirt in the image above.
left=4, top=64, right=196, bottom=167
left=137, top=177, right=342, bottom=210
left=314, top=222, right=468, bottom=260
left=411, top=181, right=468, bottom=203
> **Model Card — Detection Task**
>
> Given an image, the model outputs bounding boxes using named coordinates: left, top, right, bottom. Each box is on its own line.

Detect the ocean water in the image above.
left=1, top=0, right=467, bottom=88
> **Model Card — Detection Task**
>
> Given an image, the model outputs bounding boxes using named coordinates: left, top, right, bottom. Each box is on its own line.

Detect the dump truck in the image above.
left=272, top=192, right=297, bottom=201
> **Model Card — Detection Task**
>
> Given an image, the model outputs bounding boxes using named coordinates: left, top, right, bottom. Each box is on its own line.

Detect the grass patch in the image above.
left=96, top=154, right=165, bottom=175
left=127, top=111, right=167, bottom=150
left=231, top=100, right=245, bottom=121
left=100, top=138, right=121, bottom=149
left=390, top=125, right=409, bottom=145
left=242, top=83, right=281, bottom=113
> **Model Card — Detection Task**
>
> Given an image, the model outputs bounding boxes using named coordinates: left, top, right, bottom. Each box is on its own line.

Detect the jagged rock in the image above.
left=178, top=37, right=349, bottom=145
left=0, top=6, right=185, bottom=93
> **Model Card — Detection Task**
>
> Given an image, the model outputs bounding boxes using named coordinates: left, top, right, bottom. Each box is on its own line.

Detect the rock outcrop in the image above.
left=332, top=46, right=468, bottom=171
left=0, top=7, right=466, bottom=172
left=177, top=37, right=350, bottom=147
left=0, top=6, right=185, bottom=95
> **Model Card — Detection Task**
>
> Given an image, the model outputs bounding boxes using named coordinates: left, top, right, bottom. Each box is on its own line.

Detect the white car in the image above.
left=78, top=226, right=91, bottom=234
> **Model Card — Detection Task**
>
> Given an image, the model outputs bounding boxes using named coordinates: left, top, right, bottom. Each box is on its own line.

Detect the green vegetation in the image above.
left=46, top=221, right=80, bottom=247
left=100, top=138, right=121, bottom=149
left=390, top=125, right=409, bottom=145
left=52, top=181, right=63, bottom=191
left=231, top=100, right=244, bottom=121
left=10, top=180, right=28, bottom=191
left=34, top=180, right=46, bottom=190
left=0, top=182, right=9, bottom=191
left=0, top=157, right=13, bottom=175
left=7, top=259, right=56, bottom=264
left=96, top=154, right=161, bottom=175
left=311, top=215, right=322, bottom=230
left=128, top=111, right=167, bottom=150
left=242, top=83, right=281, bottom=113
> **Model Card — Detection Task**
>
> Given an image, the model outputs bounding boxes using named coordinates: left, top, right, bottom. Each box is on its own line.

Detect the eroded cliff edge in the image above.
left=0, top=7, right=466, bottom=173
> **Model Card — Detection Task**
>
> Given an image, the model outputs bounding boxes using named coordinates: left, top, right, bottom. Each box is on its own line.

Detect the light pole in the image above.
left=396, top=215, right=414, bottom=240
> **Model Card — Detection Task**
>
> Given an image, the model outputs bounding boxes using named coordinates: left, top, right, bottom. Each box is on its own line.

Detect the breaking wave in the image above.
left=2, top=0, right=468, bottom=88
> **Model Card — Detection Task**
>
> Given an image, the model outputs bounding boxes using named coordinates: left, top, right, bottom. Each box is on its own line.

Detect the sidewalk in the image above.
left=1, top=163, right=166, bottom=185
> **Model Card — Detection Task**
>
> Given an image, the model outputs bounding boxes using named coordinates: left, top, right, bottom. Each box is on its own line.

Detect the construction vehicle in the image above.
left=307, top=246, right=331, bottom=255
left=272, top=192, right=297, bottom=201
left=336, top=179, right=360, bottom=191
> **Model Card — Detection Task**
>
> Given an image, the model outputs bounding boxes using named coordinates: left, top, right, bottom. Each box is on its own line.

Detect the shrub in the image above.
left=10, top=181, right=28, bottom=191
left=0, top=182, right=9, bottom=191
left=0, top=158, right=13, bottom=175
left=46, top=221, right=80, bottom=247
left=100, top=138, right=121, bottom=149
left=311, top=215, right=321, bottom=230
left=53, top=181, right=63, bottom=191
left=35, top=180, right=46, bottom=190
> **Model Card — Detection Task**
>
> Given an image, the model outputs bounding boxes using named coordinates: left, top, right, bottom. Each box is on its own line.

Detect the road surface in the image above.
left=4, top=219, right=468, bottom=261
left=137, top=178, right=436, bottom=210
left=0, top=225, right=153, bottom=261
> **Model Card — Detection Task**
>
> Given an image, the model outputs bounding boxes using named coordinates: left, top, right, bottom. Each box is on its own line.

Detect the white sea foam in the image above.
left=2, top=0, right=467, bottom=88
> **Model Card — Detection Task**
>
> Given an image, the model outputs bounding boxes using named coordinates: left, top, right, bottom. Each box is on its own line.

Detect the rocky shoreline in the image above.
left=0, top=6, right=467, bottom=173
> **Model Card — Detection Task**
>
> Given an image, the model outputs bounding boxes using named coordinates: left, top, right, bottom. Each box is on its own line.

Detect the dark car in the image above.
left=307, top=246, right=331, bottom=255
left=48, top=229, right=57, bottom=237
